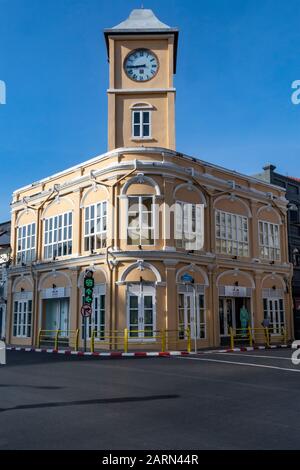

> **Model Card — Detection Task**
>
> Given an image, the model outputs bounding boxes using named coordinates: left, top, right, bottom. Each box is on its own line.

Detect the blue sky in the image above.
left=0, top=0, right=300, bottom=221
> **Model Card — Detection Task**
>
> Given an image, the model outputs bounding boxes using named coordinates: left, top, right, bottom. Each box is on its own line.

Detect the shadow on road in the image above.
left=0, top=394, right=179, bottom=413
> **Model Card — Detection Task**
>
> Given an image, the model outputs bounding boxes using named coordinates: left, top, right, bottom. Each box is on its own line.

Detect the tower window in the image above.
left=132, top=110, right=151, bottom=138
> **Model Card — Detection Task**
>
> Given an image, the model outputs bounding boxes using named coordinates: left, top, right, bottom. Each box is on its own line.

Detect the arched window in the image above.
left=121, top=174, right=161, bottom=247
left=131, top=103, right=153, bottom=139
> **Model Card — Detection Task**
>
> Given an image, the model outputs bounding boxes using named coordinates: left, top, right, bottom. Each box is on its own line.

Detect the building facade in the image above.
left=255, top=164, right=300, bottom=338
left=6, top=9, right=293, bottom=350
left=0, top=221, right=11, bottom=340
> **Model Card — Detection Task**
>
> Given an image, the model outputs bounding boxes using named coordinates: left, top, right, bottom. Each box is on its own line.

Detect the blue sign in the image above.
left=181, top=273, right=194, bottom=283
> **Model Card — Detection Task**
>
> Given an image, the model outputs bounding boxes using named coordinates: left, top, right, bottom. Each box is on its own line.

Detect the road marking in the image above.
left=216, top=352, right=292, bottom=361
left=178, top=356, right=300, bottom=373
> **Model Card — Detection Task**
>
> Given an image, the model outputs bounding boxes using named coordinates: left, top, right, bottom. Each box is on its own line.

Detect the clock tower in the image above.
left=104, top=9, right=179, bottom=151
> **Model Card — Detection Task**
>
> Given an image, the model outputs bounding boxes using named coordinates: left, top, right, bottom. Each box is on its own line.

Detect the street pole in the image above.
left=84, top=316, right=87, bottom=353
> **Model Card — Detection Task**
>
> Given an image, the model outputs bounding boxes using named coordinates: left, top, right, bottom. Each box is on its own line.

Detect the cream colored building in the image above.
left=6, top=9, right=293, bottom=350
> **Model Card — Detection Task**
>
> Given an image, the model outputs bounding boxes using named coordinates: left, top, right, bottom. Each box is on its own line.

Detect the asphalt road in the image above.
left=1, top=348, right=300, bottom=450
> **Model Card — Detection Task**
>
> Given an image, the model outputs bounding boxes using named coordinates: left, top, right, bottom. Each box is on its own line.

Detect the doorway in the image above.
left=219, top=297, right=251, bottom=337
left=178, top=290, right=206, bottom=339
left=44, top=298, right=69, bottom=337
left=127, top=284, right=156, bottom=340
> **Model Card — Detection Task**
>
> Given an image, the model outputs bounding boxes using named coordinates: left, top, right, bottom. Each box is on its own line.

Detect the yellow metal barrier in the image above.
left=37, top=329, right=79, bottom=351
left=90, top=328, right=192, bottom=353
left=124, top=328, right=128, bottom=353
left=229, top=326, right=288, bottom=349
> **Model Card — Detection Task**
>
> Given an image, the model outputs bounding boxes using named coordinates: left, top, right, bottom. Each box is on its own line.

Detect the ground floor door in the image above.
left=263, top=298, right=285, bottom=334
left=178, top=291, right=205, bottom=339
left=127, top=284, right=156, bottom=339
left=219, top=297, right=251, bottom=337
left=44, top=298, right=69, bottom=337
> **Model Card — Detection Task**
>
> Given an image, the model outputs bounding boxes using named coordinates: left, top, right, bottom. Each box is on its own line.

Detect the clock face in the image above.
left=124, top=49, right=159, bottom=82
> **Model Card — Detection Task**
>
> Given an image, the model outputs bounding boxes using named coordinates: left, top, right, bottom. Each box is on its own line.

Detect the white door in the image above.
left=178, top=291, right=204, bottom=340
left=59, top=299, right=69, bottom=337
left=264, top=298, right=285, bottom=334
left=127, top=284, right=156, bottom=340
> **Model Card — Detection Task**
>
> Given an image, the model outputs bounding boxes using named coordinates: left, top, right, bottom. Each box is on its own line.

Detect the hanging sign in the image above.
left=224, top=286, right=247, bottom=298
left=181, top=273, right=194, bottom=284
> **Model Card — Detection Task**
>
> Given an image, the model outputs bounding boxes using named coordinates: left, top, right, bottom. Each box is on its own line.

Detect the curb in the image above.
left=6, top=344, right=291, bottom=358
left=6, top=346, right=195, bottom=358
left=213, top=344, right=291, bottom=353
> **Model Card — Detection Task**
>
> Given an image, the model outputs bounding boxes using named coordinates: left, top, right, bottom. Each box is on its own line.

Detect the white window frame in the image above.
left=16, top=223, right=36, bottom=265
left=44, top=212, right=73, bottom=260
left=263, top=297, right=285, bottom=335
left=132, top=109, right=152, bottom=139
left=178, top=287, right=206, bottom=340
left=13, top=298, right=33, bottom=338
left=175, top=201, right=204, bottom=250
left=215, top=210, right=249, bottom=257
left=84, top=201, right=107, bottom=252
left=259, top=221, right=281, bottom=261
left=127, top=195, right=155, bottom=246
left=127, top=283, right=156, bottom=341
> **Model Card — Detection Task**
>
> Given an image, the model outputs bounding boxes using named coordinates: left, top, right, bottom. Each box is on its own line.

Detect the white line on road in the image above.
left=178, top=356, right=300, bottom=373
left=216, top=352, right=292, bottom=361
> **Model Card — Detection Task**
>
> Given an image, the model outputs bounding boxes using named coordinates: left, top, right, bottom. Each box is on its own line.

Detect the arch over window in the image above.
left=41, top=196, right=74, bottom=220
left=38, top=270, right=72, bottom=290
left=173, top=183, right=207, bottom=207
left=16, top=208, right=37, bottom=227
left=80, top=183, right=109, bottom=209
left=257, top=205, right=282, bottom=225
left=176, top=264, right=209, bottom=286
left=213, top=195, right=252, bottom=218
left=261, top=273, right=287, bottom=291
left=216, top=269, right=255, bottom=288
left=119, top=261, right=163, bottom=285
left=120, top=173, right=161, bottom=197
left=12, top=276, right=34, bottom=293
left=130, top=102, right=154, bottom=110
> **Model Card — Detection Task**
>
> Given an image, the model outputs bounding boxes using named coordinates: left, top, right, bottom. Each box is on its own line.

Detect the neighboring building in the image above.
left=0, top=221, right=11, bottom=339
left=254, top=164, right=300, bottom=338
left=6, top=9, right=293, bottom=350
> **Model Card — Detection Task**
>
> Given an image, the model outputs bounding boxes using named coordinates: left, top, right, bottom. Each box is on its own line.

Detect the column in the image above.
left=69, top=267, right=79, bottom=349
left=163, top=260, right=177, bottom=350
left=254, top=271, right=263, bottom=329
left=163, top=178, right=176, bottom=251
left=5, top=277, right=13, bottom=344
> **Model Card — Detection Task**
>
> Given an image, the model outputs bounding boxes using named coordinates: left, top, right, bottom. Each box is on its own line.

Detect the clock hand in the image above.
left=127, top=64, right=147, bottom=68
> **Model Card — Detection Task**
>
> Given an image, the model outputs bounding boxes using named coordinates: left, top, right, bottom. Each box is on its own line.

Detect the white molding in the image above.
left=175, top=264, right=209, bottom=286
left=216, top=269, right=255, bottom=289
left=107, top=88, right=176, bottom=93
left=213, top=195, right=252, bottom=218
left=120, top=260, right=162, bottom=284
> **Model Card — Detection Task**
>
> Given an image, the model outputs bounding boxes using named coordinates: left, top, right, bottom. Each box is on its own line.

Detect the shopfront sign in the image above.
left=224, top=286, right=247, bottom=298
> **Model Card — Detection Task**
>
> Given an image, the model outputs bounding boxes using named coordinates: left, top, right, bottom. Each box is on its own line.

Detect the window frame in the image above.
left=84, top=201, right=108, bottom=252
left=258, top=220, right=281, bottom=261
left=43, top=211, right=73, bottom=260
left=175, top=200, right=204, bottom=250
left=16, top=222, right=36, bottom=265
left=131, top=109, right=152, bottom=139
left=13, top=299, right=32, bottom=338
left=127, top=195, right=155, bottom=246
left=215, top=209, right=249, bottom=257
